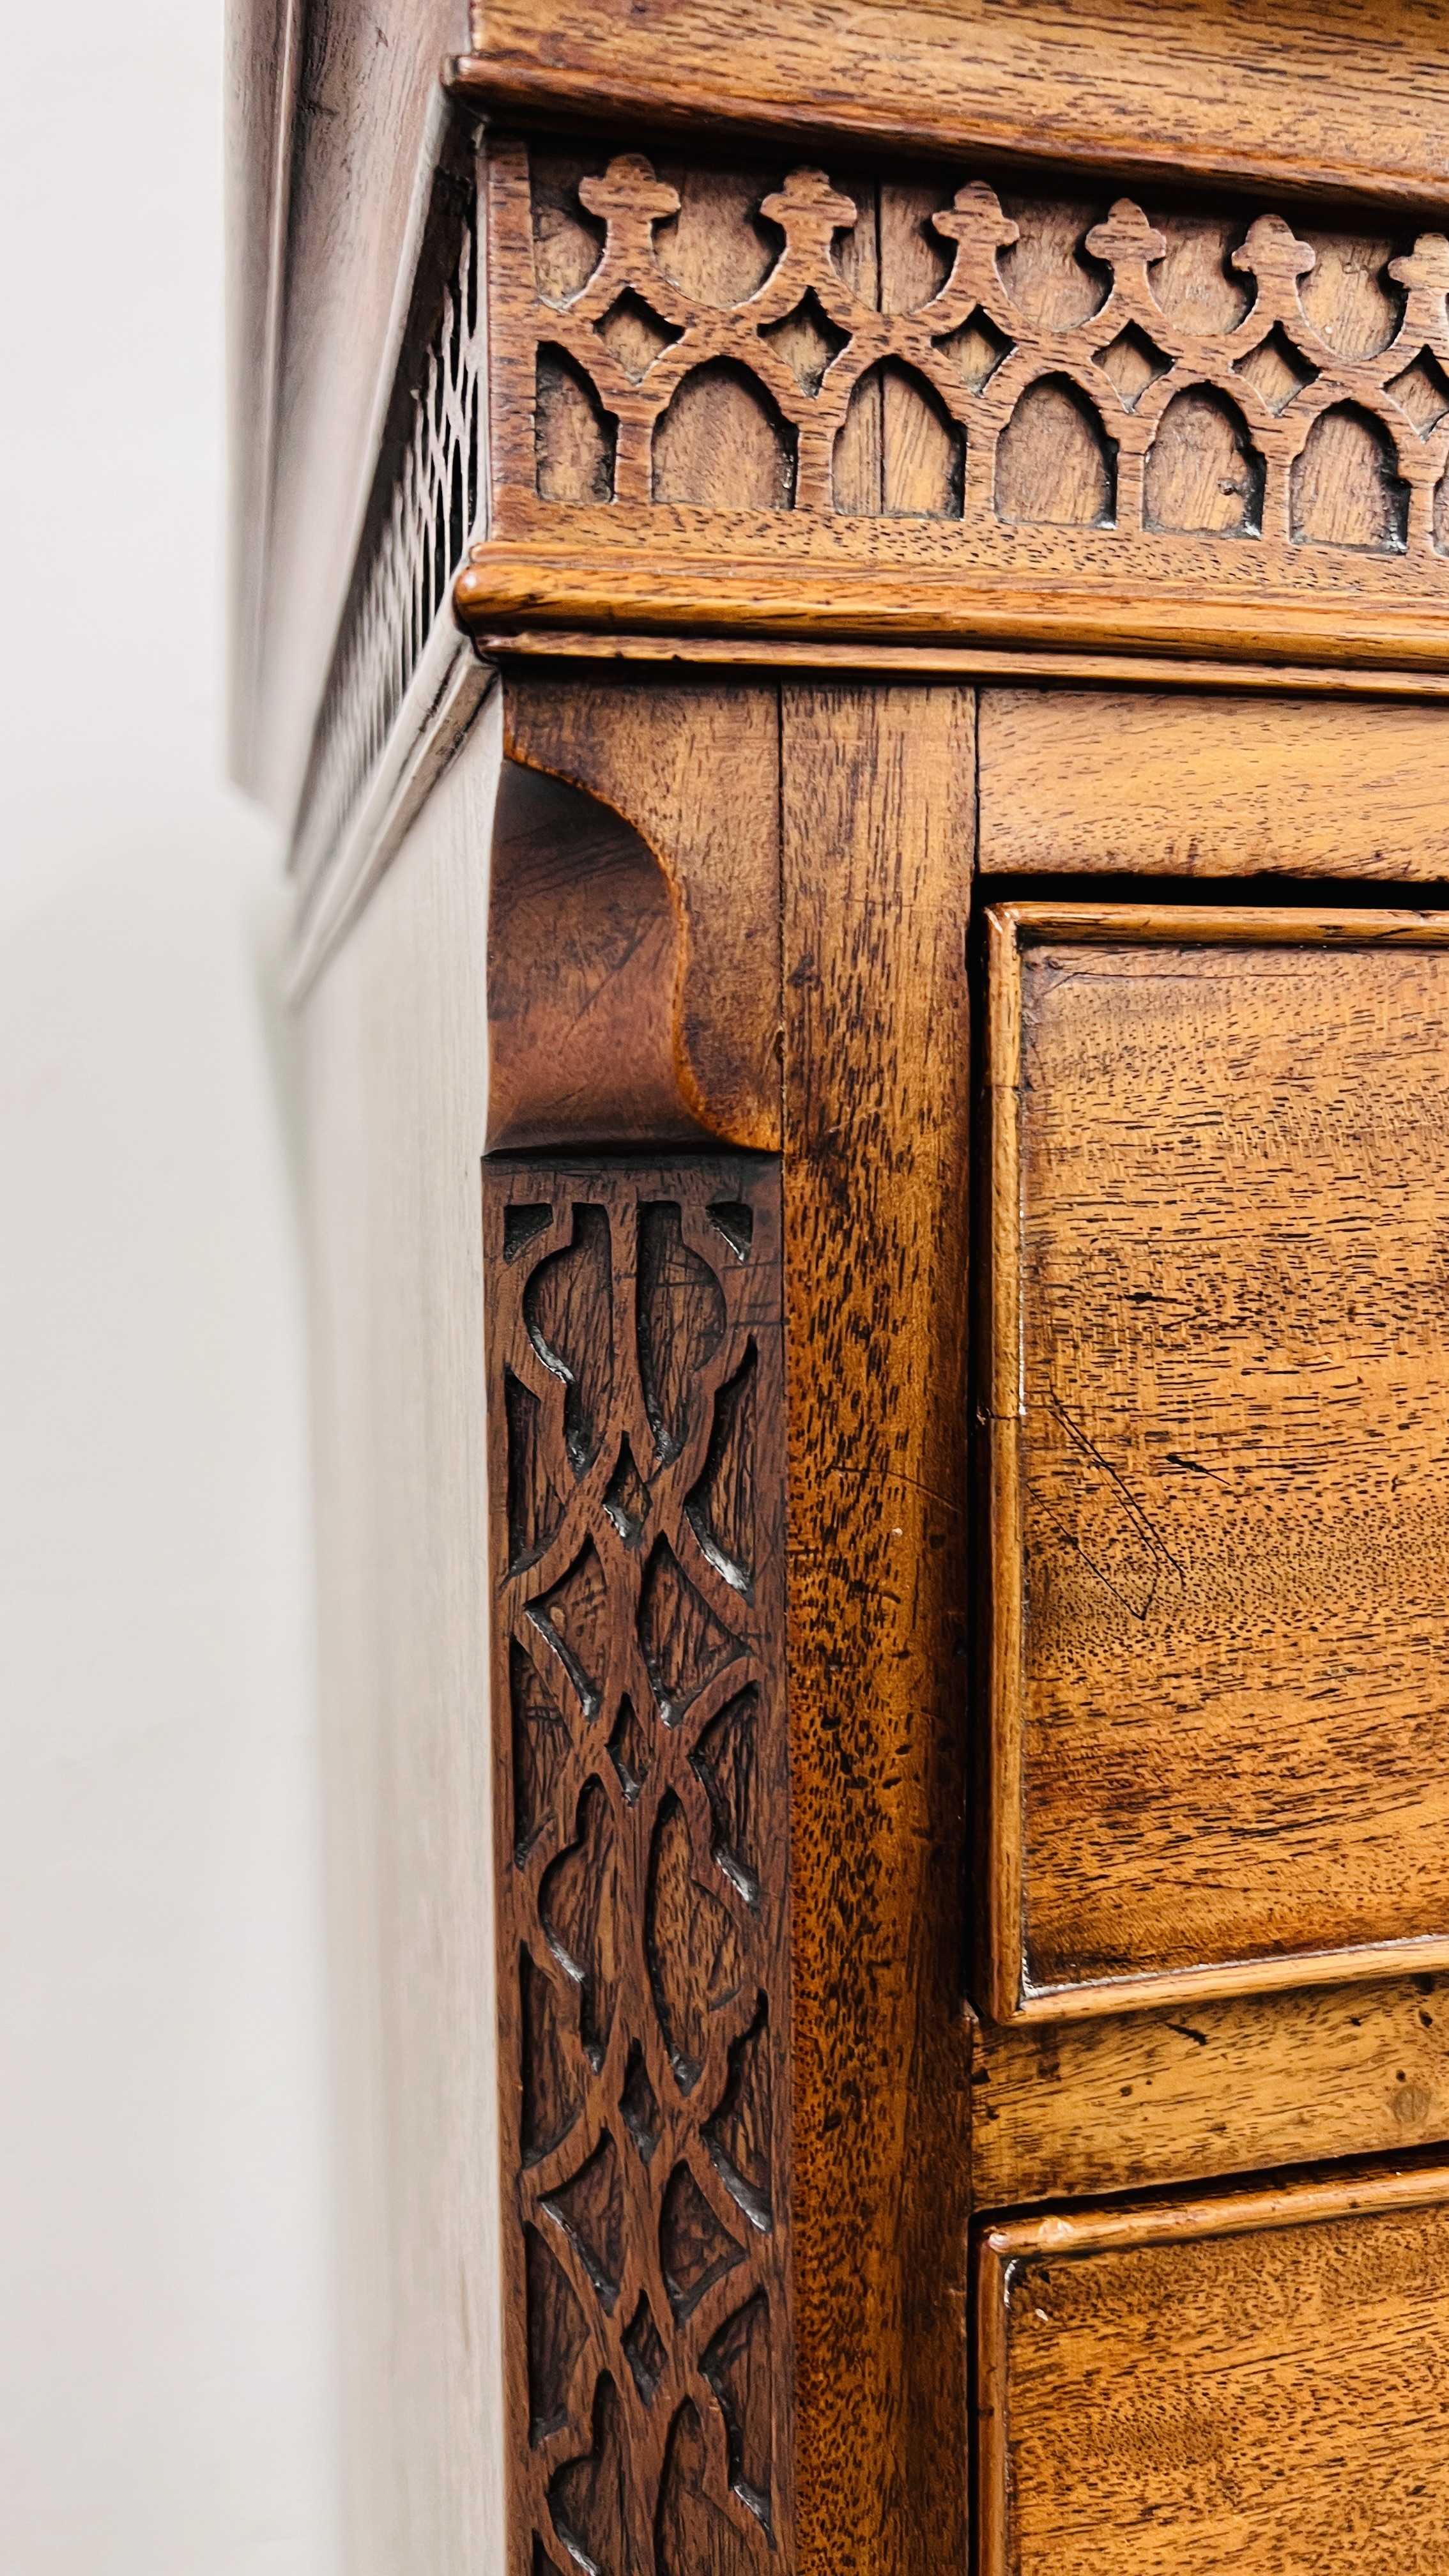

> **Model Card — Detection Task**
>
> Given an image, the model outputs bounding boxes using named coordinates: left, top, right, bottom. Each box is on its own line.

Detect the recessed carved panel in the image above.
left=487, top=1156, right=790, bottom=2575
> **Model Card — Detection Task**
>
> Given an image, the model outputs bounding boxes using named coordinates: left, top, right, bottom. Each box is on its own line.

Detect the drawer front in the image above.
left=983, top=903, right=1449, bottom=2019
left=977, top=2168, right=1449, bottom=2575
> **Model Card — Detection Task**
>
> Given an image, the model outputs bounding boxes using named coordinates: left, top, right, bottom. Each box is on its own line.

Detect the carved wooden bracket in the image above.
left=490, top=677, right=782, bottom=1154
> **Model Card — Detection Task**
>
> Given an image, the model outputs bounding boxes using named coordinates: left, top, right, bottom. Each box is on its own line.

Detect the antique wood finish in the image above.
left=484, top=1154, right=792, bottom=2576
left=983, top=902, right=1449, bottom=2023
left=452, top=3, right=1449, bottom=210
left=781, top=684, right=974, bottom=2573
left=233, top=0, right=468, bottom=820
left=976, top=2161, right=1449, bottom=2575
left=498, top=677, right=782, bottom=1152
left=979, top=687, right=1449, bottom=878
left=454, top=137, right=1449, bottom=673
left=972, top=1969, right=1449, bottom=2208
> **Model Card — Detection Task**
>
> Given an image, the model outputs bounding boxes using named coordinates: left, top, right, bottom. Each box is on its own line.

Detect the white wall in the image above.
left=0, top=6, right=339, bottom=2572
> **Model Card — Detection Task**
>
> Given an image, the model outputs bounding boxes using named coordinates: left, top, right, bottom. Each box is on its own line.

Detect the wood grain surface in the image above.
left=502, top=677, right=781, bottom=1151
left=972, top=1969, right=1449, bottom=2206
left=984, top=903, right=1449, bottom=2020
left=979, top=688, right=1449, bottom=879
left=484, top=1156, right=792, bottom=2575
left=977, top=2161, right=1449, bottom=2575
left=454, top=1, right=1449, bottom=210
left=781, top=684, right=974, bottom=2573
left=482, top=632, right=1449, bottom=700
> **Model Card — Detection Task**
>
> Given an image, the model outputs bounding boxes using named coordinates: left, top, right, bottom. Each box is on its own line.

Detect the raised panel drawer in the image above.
left=976, top=2163, right=1449, bottom=2575
left=983, top=905, right=1449, bottom=2020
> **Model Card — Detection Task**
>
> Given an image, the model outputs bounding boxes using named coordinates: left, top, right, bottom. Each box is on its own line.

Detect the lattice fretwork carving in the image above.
left=486, top=1158, right=791, bottom=2576
left=291, top=150, right=487, bottom=898
left=484, top=139, right=1449, bottom=563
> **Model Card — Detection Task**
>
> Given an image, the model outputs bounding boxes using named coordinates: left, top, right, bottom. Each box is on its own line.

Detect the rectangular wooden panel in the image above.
left=983, top=904, right=1449, bottom=2020
left=979, top=689, right=1449, bottom=880
left=976, top=2163, right=1449, bottom=2576
left=972, top=1969, right=1449, bottom=2207
left=484, top=1155, right=792, bottom=2575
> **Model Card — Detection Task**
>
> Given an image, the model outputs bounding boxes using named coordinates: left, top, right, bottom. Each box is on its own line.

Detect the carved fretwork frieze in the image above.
left=454, top=136, right=1449, bottom=668
left=484, top=1156, right=792, bottom=2576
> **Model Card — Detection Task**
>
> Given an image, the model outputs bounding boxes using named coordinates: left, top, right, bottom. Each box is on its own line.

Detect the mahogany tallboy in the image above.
left=231, top=4, right=1449, bottom=2568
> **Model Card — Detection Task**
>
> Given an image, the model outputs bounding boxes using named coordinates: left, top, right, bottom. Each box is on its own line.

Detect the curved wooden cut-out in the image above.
left=1146, top=387, right=1264, bottom=537
left=523, top=1206, right=615, bottom=1477
left=488, top=759, right=714, bottom=1154
left=1291, top=403, right=1408, bottom=550
left=996, top=374, right=1116, bottom=526
left=655, top=2398, right=742, bottom=2573
left=636, top=1204, right=727, bottom=1464
left=652, top=359, right=795, bottom=507
left=832, top=359, right=965, bottom=518
left=534, top=345, right=615, bottom=503
left=497, top=677, right=782, bottom=1154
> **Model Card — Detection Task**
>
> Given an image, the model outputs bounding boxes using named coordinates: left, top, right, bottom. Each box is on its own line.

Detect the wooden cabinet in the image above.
left=231, top=5, right=1449, bottom=2568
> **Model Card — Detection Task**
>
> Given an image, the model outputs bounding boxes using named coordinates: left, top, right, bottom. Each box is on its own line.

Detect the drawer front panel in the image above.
left=984, top=905, right=1449, bottom=2018
left=977, top=2169, right=1449, bottom=2575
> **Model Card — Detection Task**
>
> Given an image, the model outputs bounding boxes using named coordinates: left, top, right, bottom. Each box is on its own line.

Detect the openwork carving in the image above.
left=291, top=153, right=486, bottom=898
left=486, top=1158, right=790, bottom=2576
left=479, top=139, right=1443, bottom=558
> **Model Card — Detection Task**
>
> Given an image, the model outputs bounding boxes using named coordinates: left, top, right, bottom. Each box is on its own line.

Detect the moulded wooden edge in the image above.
left=471, top=632, right=1449, bottom=700
left=445, top=43, right=1449, bottom=217
left=981, top=898, right=1449, bottom=2027
left=454, top=548, right=1449, bottom=677
left=978, top=2158, right=1449, bottom=2262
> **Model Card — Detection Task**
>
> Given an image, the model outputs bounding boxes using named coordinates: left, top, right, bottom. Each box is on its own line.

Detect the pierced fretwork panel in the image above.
left=485, top=1158, right=792, bottom=2576
left=495, top=142, right=1448, bottom=546
left=464, top=137, right=1449, bottom=661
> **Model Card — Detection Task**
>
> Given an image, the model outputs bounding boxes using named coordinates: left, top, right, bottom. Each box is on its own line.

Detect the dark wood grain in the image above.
left=977, top=2163, right=1449, bottom=2575
left=972, top=1969, right=1449, bottom=2206
left=780, top=684, right=974, bottom=2573
left=979, top=687, right=1449, bottom=878
left=454, top=1, right=1449, bottom=212
left=983, top=902, right=1449, bottom=2021
left=485, top=1155, right=792, bottom=2576
left=502, top=676, right=781, bottom=1152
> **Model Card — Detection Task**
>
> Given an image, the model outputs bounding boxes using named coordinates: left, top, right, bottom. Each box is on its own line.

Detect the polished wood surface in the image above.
left=973, top=1969, right=1449, bottom=2207
left=454, top=1, right=1449, bottom=210
left=781, top=684, right=974, bottom=2573
left=977, top=2162, right=1449, bottom=2574
left=979, top=687, right=1449, bottom=879
left=984, top=903, right=1449, bottom=2020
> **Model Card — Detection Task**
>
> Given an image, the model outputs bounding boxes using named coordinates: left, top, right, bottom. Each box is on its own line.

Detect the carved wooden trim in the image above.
left=484, top=1154, right=793, bottom=2576
left=456, top=139, right=1449, bottom=672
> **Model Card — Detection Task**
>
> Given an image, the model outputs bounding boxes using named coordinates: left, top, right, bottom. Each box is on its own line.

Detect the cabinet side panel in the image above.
left=302, top=702, right=505, bottom=2576
left=483, top=1155, right=793, bottom=2576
